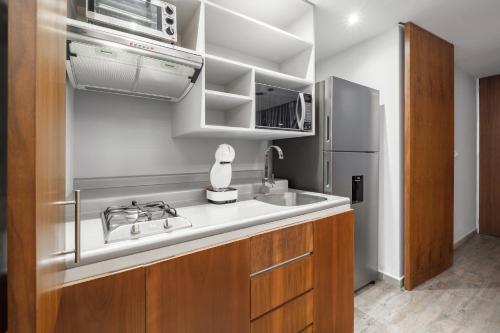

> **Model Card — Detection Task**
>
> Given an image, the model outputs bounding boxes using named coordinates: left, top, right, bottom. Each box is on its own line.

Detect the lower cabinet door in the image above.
left=313, top=210, right=355, bottom=333
left=146, top=239, right=251, bottom=333
left=55, top=267, right=146, bottom=333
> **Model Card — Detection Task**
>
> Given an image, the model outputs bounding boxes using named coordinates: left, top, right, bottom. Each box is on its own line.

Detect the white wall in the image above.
left=317, top=26, right=479, bottom=280
left=316, top=27, right=404, bottom=280
left=454, top=67, right=478, bottom=242
left=71, top=89, right=268, bottom=179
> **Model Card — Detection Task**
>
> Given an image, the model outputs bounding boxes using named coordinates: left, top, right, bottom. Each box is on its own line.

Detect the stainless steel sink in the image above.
left=254, top=192, right=327, bottom=206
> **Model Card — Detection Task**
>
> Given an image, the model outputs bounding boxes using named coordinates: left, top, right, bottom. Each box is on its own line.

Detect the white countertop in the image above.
left=63, top=186, right=350, bottom=284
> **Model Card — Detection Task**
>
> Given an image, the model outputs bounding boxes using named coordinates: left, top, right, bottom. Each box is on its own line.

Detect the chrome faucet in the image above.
left=262, top=145, right=284, bottom=193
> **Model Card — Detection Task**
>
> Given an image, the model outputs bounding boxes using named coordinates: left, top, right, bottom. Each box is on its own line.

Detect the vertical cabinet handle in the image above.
left=74, top=190, right=81, bottom=264
left=57, top=190, right=81, bottom=264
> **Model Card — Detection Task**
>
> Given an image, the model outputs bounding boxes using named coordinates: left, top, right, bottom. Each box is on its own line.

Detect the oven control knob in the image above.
left=166, top=26, right=175, bottom=35
left=165, top=5, right=174, bottom=15
left=131, top=223, right=140, bottom=235
left=165, top=17, right=174, bottom=25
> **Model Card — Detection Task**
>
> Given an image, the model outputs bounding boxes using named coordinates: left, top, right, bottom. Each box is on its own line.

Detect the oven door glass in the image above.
left=256, top=84, right=300, bottom=130
left=92, top=0, right=162, bottom=32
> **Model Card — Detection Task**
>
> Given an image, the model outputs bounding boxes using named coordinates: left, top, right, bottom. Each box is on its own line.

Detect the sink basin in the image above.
left=254, top=192, right=327, bottom=206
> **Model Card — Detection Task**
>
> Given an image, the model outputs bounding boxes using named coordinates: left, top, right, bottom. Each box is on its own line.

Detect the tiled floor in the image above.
left=355, top=234, right=500, bottom=333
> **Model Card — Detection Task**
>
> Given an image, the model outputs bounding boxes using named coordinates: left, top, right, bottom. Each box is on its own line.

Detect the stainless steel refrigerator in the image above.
left=274, top=76, right=380, bottom=290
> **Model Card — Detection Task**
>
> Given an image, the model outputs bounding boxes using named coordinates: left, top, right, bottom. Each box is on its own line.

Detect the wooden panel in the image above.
left=250, top=223, right=313, bottom=273
left=479, top=75, right=500, bottom=237
left=404, top=23, right=455, bottom=290
left=8, top=0, right=67, bottom=332
left=55, top=268, right=146, bottom=333
left=299, top=325, right=313, bottom=333
left=146, top=240, right=250, bottom=333
left=250, top=290, right=313, bottom=333
left=0, top=1, right=7, bottom=331
left=251, top=255, right=313, bottom=319
left=313, top=210, right=354, bottom=333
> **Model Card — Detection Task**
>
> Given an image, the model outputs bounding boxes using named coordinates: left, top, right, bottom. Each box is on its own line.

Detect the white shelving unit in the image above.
left=205, top=90, right=252, bottom=110
left=172, top=0, right=316, bottom=140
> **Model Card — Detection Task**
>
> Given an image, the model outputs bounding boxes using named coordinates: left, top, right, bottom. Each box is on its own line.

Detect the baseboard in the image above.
left=454, top=229, right=477, bottom=249
left=378, top=271, right=404, bottom=288
left=375, top=230, right=476, bottom=291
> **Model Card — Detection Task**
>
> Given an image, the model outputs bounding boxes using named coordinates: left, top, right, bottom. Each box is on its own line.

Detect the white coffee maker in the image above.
left=206, top=144, right=238, bottom=204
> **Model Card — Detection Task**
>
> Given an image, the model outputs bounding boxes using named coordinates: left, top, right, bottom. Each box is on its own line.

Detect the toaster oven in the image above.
left=83, top=0, right=178, bottom=43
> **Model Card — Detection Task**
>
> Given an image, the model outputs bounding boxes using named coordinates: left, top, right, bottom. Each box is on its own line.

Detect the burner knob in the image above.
left=165, top=5, right=174, bottom=15
left=131, top=223, right=140, bottom=235
left=165, top=26, right=175, bottom=36
left=165, top=17, right=174, bottom=25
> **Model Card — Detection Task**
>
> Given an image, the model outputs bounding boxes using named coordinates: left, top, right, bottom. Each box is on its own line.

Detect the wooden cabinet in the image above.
left=250, top=290, right=314, bottom=333
left=249, top=211, right=354, bottom=333
left=250, top=255, right=313, bottom=319
left=55, top=210, right=354, bottom=333
left=314, top=211, right=355, bottom=333
left=250, top=222, right=313, bottom=273
left=55, top=268, right=146, bottom=333
left=146, top=240, right=250, bottom=333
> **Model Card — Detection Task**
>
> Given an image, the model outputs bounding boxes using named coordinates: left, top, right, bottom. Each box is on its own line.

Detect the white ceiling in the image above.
left=313, top=0, right=500, bottom=78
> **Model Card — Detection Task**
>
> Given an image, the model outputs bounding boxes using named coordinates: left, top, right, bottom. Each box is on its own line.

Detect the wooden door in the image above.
left=7, top=0, right=67, bottom=331
left=55, top=268, right=146, bottom=333
left=0, top=0, right=7, bottom=331
left=479, top=75, right=500, bottom=237
left=404, top=23, right=454, bottom=290
left=146, top=240, right=250, bottom=333
left=313, top=210, right=354, bottom=333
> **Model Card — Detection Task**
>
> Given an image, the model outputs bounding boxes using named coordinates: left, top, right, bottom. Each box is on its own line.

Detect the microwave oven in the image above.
left=255, top=83, right=313, bottom=132
left=77, top=0, right=178, bottom=43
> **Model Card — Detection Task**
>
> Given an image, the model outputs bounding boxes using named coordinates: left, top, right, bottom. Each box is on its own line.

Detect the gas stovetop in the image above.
left=101, top=200, right=191, bottom=243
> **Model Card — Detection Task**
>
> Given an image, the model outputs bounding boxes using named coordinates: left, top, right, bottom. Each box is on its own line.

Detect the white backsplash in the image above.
left=68, top=86, right=269, bottom=179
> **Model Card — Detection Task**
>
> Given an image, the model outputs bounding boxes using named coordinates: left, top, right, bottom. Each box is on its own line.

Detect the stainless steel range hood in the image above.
left=66, top=19, right=203, bottom=102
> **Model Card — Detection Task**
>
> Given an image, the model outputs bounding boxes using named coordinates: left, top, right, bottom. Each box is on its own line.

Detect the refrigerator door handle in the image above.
left=323, top=79, right=333, bottom=149
left=323, top=154, right=333, bottom=194
left=326, top=114, right=330, bottom=142
left=295, top=92, right=306, bottom=130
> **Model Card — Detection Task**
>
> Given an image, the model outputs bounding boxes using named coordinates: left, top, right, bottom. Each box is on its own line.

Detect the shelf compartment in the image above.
left=174, top=125, right=315, bottom=140
left=205, top=55, right=253, bottom=96
left=205, top=90, right=252, bottom=111
left=255, top=67, right=313, bottom=91
left=206, top=0, right=313, bottom=40
left=205, top=92, right=252, bottom=128
left=205, top=1, right=313, bottom=78
left=206, top=54, right=313, bottom=91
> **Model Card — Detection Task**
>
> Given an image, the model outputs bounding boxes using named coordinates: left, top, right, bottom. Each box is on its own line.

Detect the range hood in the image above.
left=66, top=19, right=203, bottom=102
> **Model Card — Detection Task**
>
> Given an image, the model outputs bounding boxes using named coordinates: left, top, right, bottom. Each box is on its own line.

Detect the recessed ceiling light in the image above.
left=347, top=12, right=360, bottom=26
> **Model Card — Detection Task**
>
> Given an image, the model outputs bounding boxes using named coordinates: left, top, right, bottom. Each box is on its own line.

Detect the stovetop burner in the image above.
left=102, top=200, right=191, bottom=243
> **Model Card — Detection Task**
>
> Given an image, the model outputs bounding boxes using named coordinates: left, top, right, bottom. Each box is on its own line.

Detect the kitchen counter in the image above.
left=63, top=179, right=350, bottom=284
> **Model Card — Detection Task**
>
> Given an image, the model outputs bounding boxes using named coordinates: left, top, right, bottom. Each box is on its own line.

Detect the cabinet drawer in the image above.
left=251, top=255, right=313, bottom=319
left=250, top=223, right=313, bottom=273
left=250, top=290, right=313, bottom=333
